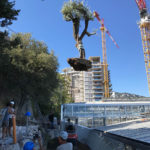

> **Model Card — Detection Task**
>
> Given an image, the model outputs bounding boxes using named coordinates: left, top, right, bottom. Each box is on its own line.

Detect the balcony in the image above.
left=92, top=86, right=103, bottom=89
left=92, top=61, right=100, bottom=64
left=93, top=90, right=103, bottom=94
left=92, top=70, right=102, bottom=73
left=93, top=90, right=103, bottom=93
left=92, top=74, right=102, bottom=77
left=93, top=84, right=101, bottom=87
left=93, top=75, right=101, bottom=77
left=93, top=94, right=103, bottom=98
left=93, top=89, right=103, bottom=91
left=92, top=67, right=102, bottom=70
left=92, top=65, right=102, bottom=69
left=93, top=78, right=101, bottom=81
left=93, top=79, right=104, bottom=84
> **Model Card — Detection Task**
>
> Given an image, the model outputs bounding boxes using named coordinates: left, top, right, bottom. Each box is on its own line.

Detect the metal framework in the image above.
left=140, top=22, right=150, bottom=93
left=135, top=0, right=150, bottom=94
left=101, top=26, right=110, bottom=98
left=61, top=101, right=150, bottom=127
left=93, top=11, right=119, bottom=98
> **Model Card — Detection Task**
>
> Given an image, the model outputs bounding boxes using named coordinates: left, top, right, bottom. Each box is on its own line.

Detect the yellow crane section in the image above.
left=94, top=11, right=119, bottom=98
left=140, top=22, right=150, bottom=93
left=100, top=26, right=109, bottom=98
left=135, top=0, right=150, bottom=94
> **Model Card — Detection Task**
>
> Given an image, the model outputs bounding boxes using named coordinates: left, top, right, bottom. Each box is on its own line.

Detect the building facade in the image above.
left=62, top=68, right=85, bottom=103
left=62, top=56, right=111, bottom=102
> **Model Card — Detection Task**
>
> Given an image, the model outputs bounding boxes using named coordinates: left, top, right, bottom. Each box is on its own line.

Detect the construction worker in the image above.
left=8, top=101, right=16, bottom=136
left=1, top=103, right=9, bottom=139
left=56, top=131, right=73, bottom=150
left=23, top=136, right=43, bottom=150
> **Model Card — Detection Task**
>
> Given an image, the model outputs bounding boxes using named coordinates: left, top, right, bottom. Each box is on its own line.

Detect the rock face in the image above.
left=16, top=100, right=34, bottom=126
left=0, top=143, right=20, bottom=150
left=67, top=58, right=92, bottom=71
left=0, top=125, right=41, bottom=150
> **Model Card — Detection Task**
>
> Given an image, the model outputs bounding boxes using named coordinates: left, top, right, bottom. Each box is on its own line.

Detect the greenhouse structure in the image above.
left=61, top=102, right=150, bottom=128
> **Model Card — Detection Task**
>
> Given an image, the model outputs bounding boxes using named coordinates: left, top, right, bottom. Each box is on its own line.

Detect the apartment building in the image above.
left=62, top=68, right=85, bottom=102
left=86, top=56, right=104, bottom=101
left=62, top=56, right=111, bottom=102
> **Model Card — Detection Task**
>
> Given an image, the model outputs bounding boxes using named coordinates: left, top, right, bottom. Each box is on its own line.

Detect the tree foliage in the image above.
left=0, top=33, right=72, bottom=117
left=0, top=31, right=20, bottom=51
left=0, top=0, right=20, bottom=51
left=0, top=0, right=20, bottom=27
left=61, top=1, right=93, bottom=22
left=0, top=33, right=59, bottom=110
left=47, top=74, right=72, bottom=116
left=0, top=1, right=72, bottom=117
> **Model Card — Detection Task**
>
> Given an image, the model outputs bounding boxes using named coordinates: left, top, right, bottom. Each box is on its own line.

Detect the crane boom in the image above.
left=135, top=0, right=150, bottom=94
left=135, top=0, right=148, bottom=18
left=93, top=11, right=119, bottom=48
left=135, top=0, right=146, bottom=11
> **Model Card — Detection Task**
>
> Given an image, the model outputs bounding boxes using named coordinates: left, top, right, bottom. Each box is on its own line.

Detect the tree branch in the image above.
left=79, top=19, right=89, bottom=41
left=86, top=31, right=96, bottom=36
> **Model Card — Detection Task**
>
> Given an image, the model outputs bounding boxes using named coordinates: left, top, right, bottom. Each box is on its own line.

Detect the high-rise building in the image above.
left=62, top=56, right=112, bottom=102
left=87, top=56, right=104, bottom=101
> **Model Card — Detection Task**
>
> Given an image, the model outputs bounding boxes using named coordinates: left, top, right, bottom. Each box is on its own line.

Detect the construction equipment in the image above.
left=135, top=0, right=150, bottom=94
left=93, top=11, right=119, bottom=98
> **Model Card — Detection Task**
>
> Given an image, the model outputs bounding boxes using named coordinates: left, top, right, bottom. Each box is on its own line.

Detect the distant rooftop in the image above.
left=65, top=100, right=150, bottom=106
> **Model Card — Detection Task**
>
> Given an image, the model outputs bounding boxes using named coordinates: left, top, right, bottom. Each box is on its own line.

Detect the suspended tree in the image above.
left=61, top=0, right=95, bottom=71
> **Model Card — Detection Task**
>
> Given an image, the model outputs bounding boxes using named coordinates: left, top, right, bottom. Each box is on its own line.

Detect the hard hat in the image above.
left=23, top=141, right=34, bottom=150
left=10, top=101, right=14, bottom=105
left=59, top=131, right=68, bottom=140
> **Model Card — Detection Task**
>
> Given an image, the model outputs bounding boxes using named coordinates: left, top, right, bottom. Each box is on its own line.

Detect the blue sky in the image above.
left=6, top=0, right=150, bottom=97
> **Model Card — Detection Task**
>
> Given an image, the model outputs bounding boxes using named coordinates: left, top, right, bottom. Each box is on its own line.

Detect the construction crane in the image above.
left=93, top=11, right=119, bottom=98
left=135, top=0, right=150, bottom=94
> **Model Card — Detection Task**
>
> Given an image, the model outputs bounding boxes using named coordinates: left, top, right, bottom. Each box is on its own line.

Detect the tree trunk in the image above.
left=76, top=40, right=85, bottom=59
left=73, top=18, right=80, bottom=41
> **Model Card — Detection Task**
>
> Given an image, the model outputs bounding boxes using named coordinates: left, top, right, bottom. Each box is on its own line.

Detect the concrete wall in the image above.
left=76, top=125, right=125, bottom=150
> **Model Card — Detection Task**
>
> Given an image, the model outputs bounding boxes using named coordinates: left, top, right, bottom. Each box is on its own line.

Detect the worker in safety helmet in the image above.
left=56, top=131, right=73, bottom=150
left=23, top=136, right=43, bottom=150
